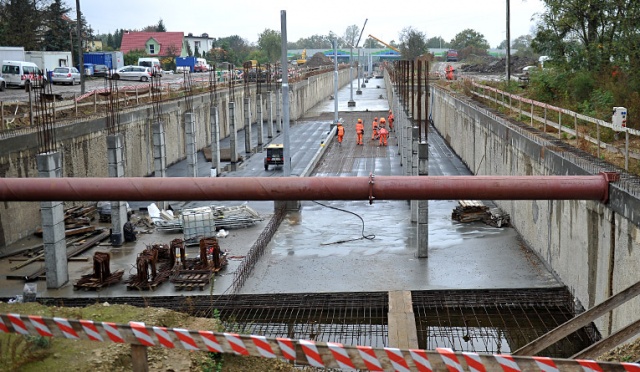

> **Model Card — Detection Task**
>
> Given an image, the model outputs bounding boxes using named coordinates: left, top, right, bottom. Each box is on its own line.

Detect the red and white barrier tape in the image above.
left=1, top=313, right=639, bottom=371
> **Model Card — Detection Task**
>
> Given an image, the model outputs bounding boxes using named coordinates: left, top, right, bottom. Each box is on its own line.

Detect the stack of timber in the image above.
left=451, top=200, right=510, bottom=227
left=34, top=205, right=97, bottom=237
left=452, top=200, right=489, bottom=223
left=171, top=237, right=228, bottom=291
left=73, top=252, right=124, bottom=291
left=6, top=228, right=111, bottom=281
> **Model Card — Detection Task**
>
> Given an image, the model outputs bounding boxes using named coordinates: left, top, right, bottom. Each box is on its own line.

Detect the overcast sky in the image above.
left=68, top=0, right=546, bottom=49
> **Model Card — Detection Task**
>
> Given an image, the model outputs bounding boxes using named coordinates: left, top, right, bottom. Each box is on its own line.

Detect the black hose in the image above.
left=312, top=201, right=375, bottom=245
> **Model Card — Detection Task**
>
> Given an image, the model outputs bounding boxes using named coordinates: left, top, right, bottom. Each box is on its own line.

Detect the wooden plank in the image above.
left=387, top=290, right=418, bottom=349
left=571, top=318, right=640, bottom=359
left=514, top=280, right=640, bottom=356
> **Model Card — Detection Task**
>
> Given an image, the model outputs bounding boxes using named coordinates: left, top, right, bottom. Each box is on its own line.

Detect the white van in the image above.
left=137, top=57, right=162, bottom=77
left=1, top=60, right=46, bottom=89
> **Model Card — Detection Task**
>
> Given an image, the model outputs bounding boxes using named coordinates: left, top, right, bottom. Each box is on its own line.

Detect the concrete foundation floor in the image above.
left=0, top=75, right=561, bottom=300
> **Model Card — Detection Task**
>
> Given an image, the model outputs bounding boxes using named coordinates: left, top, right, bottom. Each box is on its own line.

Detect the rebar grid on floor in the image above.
left=411, top=288, right=598, bottom=358
left=217, top=292, right=389, bottom=348
left=19, top=289, right=598, bottom=359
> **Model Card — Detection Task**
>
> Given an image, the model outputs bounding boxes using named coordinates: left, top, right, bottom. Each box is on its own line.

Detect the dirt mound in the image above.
left=460, top=55, right=537, bottom=74
left=305, top=52, right=333, bottom=68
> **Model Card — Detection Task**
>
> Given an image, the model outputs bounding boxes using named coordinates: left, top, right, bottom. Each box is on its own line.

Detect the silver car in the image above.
left=112, top=66, right=152, bottom=82
left=51, top=67, right=81, bottom=85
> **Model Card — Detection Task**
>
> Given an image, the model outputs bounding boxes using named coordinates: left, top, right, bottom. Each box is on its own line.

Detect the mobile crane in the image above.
left=367, top=34, right=400, bottom=53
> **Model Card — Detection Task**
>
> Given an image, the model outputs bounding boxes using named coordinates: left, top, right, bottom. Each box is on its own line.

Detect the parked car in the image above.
left=1, top=60, right=46, bottom=90
left=0, top=76, right=5, bottom=91
left=51, top=67, right=81, bottom=85
left=93, top=64, right=109, bottom=77
left=111, top=65, right=152, bottom=82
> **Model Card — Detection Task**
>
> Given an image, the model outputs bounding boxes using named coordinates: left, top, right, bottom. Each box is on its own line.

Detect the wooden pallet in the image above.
left=171, top=269, right=214, bottom=291
left=451, top=200, right=488, bottom=223
left=73, top=269, right=124, bottom=291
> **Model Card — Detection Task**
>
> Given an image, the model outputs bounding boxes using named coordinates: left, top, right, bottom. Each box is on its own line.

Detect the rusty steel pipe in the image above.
left=0, top=174, right=616, bottom=203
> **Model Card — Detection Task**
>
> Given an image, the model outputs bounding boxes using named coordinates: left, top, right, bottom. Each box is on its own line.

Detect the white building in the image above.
left=184, top=33, right=215, bottom=56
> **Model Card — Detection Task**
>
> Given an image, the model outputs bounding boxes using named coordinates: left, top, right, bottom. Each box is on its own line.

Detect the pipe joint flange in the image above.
left=368, top=172, right=375, bottom=205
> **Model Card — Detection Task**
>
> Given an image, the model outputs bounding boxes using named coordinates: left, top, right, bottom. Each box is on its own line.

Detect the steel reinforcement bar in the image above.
left=1, top=313, right=638, bottom=371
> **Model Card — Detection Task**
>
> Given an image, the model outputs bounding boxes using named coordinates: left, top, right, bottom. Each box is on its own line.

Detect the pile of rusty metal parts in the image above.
left=125, top=243, right=175, bottom=291
left=170, top=237, right=228, bottom=291
left=451, top=200, right=510, bottom=227
left=125, top=237, right=228, bottom=292
left=73, top=251, right=124, bottom=291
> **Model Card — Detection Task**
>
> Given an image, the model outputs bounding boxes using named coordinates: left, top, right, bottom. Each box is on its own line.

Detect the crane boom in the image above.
left=368, top=34, right=400, bottom=53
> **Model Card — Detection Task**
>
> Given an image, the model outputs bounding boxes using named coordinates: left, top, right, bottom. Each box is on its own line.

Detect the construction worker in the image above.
left=371, top=117, right=379, bottom=140
left=336, top=122, right=345, bottom=145
left=445, top=65, right=455, bottom=80
left=355, top=118, right=364, bottom=145
left=388, top=110, right=395, bottom=131
left=378, top=118, right=388, bottom=146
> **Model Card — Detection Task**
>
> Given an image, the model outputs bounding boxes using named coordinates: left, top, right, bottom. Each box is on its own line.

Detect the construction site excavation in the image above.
left=1, top=56, right=640, bottom=371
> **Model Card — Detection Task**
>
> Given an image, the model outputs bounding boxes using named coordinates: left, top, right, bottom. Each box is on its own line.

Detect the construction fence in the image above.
left=1, top=312, right=638, bottom=371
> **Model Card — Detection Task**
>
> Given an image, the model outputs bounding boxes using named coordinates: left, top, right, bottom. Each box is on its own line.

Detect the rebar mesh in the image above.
left=32, top=77, right=57, bottom=153
left=151, top=75, right=163, bottom=121
left=104, top=74, right=120, bottom=135
left=412, top=289, right=598, bottom=358
left=229, top=206, right=287, bottom=294
left=183, top=71, right=193, bottom=113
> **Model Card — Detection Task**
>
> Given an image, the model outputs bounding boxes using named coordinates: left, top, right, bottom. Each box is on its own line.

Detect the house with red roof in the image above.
left=120, top=32, right=188, bottom=57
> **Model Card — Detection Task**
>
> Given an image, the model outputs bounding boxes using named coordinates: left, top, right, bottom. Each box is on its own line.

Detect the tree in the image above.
left=512, top=34, right=534, bottom=57
left=217, top=35, right=251, bottom=66
left=258, top=28, right=281, bottom=63
left=106, top=33, right=114, bottom=49
left=426, top=36, right=447, bottom=49
left=42, top=0, right=73, bottom=51
left=449, top=29, right=489, bottom=50
left=398, top=26, right=428, bottom=59
left=343, top=24, right=360, bottom=47
left=156, top=18, right=166, bottom=32
left=532, top=0, right=626, bottom=71
left=0, top=0, right=45, bottom=49
left=194, top=45, right=200, bottom=58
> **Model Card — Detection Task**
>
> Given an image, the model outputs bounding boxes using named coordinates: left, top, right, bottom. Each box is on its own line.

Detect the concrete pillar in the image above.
left=411, top=125, right=419, bottom=222
left=244, top=97, right=252, bottom=154
left=37, top=152, right=68, bottom=289
left=185, top=112, right=197, bottom=177
left=209, top=105, right=220, bottom=177
left=275, top=88, right=282, bottom=133
left=107, top=134, right=128, bottom=246
left=256, top=94, right=263, bottom=148
left=152, top=121, right=166, bottom=178
left=267, top=91, right=274, bottom=139
left=152, top=120, right=167, bottom=210
left=229, top=102, right=238, bottom=166
left=417, top=141, right=429, bottom=258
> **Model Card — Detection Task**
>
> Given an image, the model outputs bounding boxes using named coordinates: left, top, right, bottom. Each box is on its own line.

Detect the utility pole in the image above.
left=76, top=0, right=85, bottom=95
left=506, top=0, right=511, bottom=84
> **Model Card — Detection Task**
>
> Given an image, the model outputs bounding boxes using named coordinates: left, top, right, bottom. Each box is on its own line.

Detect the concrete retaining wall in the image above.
left=428, top=85, right=640, bottom=337
left=0, top=68, right=351, bottom=248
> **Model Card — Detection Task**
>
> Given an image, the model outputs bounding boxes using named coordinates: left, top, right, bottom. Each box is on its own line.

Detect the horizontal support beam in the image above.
left=0, top=174, right=616, bottom=202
